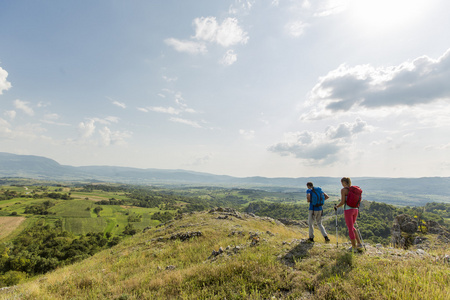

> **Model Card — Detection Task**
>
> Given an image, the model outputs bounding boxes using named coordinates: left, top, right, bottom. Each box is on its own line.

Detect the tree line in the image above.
left=0, top=220, right=125, bottom=287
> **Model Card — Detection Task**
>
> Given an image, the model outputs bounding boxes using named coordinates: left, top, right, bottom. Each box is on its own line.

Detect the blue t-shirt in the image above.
left=307, top=188, right=323, bottom=211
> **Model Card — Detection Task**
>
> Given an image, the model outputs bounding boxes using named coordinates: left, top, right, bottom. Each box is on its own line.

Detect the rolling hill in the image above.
left=1, top=152, right=450, bottom=206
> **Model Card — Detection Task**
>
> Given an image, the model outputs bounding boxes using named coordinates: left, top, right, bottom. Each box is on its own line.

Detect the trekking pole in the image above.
left=334, top=205, right=338, bottom=248
left=355, top=222, right=366, bottom=250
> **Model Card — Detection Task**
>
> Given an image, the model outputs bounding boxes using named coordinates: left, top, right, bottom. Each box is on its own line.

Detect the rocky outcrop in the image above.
left=391, top=214, right=419, bottom=249
left=392, top=214, right=450, bottom=249
left=169, top=231, right=203, bottom=242
left=209, top=207, right=243, bottom=219
left=396, top=214, right=418, bottom=234
left=426, top=220, right=450, bottom=243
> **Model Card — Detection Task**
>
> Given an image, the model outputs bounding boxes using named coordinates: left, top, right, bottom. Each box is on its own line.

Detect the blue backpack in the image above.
left=310, top=187, right=325, bottom=208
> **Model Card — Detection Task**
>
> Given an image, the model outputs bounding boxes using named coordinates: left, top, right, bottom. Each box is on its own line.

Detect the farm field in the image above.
left=0, top=183, right=177, bottom=239
left=0, top=216, right=26, bottom=241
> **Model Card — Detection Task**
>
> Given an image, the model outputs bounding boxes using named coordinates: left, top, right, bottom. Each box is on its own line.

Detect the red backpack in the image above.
left=346, top=186, right=362, bottom=208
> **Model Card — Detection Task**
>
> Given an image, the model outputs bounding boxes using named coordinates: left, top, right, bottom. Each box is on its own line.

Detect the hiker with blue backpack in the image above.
left=335, top=177, right=364, bottom=253
left=306, top=182, right=330, bottom=243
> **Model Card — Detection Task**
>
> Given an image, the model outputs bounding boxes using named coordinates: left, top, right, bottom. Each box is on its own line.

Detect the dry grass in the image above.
left=1, top=210, right=449, bottom=300
left=0, top=216, right=26, bottom=240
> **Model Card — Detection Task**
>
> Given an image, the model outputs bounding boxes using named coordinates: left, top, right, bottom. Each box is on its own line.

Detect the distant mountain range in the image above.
left=1, top=152, right=450, bottom=205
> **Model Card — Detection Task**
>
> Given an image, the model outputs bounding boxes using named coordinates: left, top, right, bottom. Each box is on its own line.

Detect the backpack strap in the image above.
left=312, top=188, right=320, bottom=208
left=343, top=187, right=349, bottom=210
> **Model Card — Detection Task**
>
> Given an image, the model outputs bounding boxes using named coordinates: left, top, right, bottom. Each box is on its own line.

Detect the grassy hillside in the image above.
left=1, top=209, right=448, bottom=299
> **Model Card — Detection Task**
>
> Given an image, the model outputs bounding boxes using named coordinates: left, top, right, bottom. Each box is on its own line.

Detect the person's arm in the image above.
left=307, top=193, right=311, bottom=203
left=324, top=192, right=329, bottom=200
left=335, top=188, right=347, bottom=209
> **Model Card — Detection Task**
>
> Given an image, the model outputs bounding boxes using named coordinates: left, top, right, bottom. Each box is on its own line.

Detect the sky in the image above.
left=1, top=0, right=450, bottom=178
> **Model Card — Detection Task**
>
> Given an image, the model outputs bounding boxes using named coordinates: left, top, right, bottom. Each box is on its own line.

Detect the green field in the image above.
left=0, top=184, right=175, bottom=239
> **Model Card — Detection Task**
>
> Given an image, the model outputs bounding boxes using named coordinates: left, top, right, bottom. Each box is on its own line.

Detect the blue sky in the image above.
left=1, top=0, right=450, bottom=178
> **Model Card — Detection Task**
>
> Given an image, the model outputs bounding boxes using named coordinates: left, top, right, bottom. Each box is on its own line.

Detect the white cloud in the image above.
left=0, top=119, right=47, bottom=140
left=229, top=0, right=255, bottom=14
left=302, top=0, right=311, bottom=9
left=77, top=118, right=130, bottom=146
left=269, top=130, right=342, bottom=164
left=271, top=0, right=280, bottom=7
left=193, top=17, right=218, bottom=43
left=239, top=129, right=255, bottom=140
left=78, top=120, right=96, bottom=139
left=326, top=118, right=369, bottom=139
left=4, top=110, right=16, bottom=120
left=41, top=113, right=70, bottom=126
left=174, top=93, right=197, bottom=113
left=285, top=21, right=309, bottom=37
left=189, top=153, right=212, bottom=166
left=169, top=117, right=202, bottom=128
left=425, top=143, right=450, bottom=151
left=14, top=99, right=34, bottom=116
left=104, top=116, right=120, bottom=124
left=162, top=75, right=178, bottom=82
left=44, top=113, right=60, bottom=120
left=306, top=48, right=450, bottom=115
left=0, top=118, right=12, bottom=135
left=147, top=106, right=179, bottom=115
left=98, top=126, right=131, bottom=146
left=220, top=50, right=238, bottom=66
left=269, top=119, right=368, bottom=164
left=184, top=108, right=197, bottom=114
left=112, top=101, right=126, bottom=109
left=37, top=101, right=51, bottom=108
left=313, top=0, right=349, bottom=17
left=0, top=66, right=12, bottom=95
left=194, top=17, right=249, bottom=47
left=137, top=107, right=149, bottom=113
left=164, top=38, right=207, bottom=54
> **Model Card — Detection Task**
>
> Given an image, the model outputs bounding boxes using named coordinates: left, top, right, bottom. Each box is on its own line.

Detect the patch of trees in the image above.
left=179, top=195, right=250, bottom=213
left=0, top=220, right=120, bottom=288
left=424, top=202, right=450, bottom=217
left=88, top=185, right=180, bottom=209
left=151, top=212, right=174, bottom=223
left=245, top=201, right=312, bottom=220
left=97, top=198, right=125, bottom=205
left=0, top=190, right=19, bottom=201
left=93, top=206, right=103, bottom=217
left=79, top=184, right=129, bottom=193
left=127, top=212, right=142, bottom=222
left=24, top=200, right=56, bottom=215
left=122, top=223, right=137, bottom=236
left=33, top=192, right=72, bottom=200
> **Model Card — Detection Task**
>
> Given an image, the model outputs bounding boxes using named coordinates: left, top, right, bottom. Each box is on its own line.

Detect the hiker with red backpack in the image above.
left=306, top=182, right=331, bottom=243
left=334, top=177, right=363, bottom=252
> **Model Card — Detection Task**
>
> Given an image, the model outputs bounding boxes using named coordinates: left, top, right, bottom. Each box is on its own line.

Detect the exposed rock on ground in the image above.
left=392, top=213, right=450, bottom=250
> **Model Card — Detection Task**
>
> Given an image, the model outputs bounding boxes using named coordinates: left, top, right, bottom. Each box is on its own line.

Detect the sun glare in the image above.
left=350, top=0, right=426, bottom=33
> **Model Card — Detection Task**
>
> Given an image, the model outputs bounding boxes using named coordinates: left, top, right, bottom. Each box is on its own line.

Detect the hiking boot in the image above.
left=308, top=237, right=314, bottom=243
left=324, top=236, right=330, bottom=243
left=348, top=246, right=363, bottom=253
